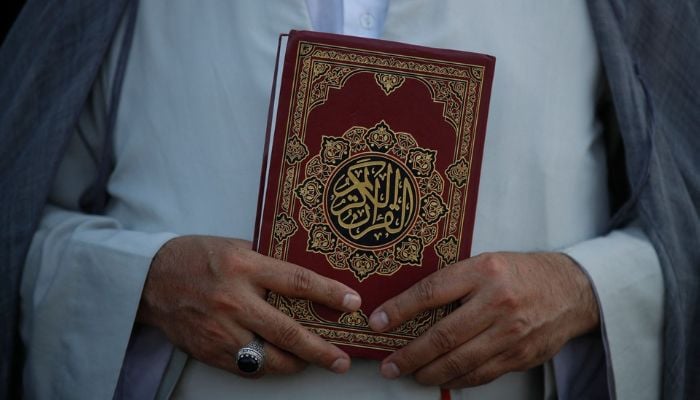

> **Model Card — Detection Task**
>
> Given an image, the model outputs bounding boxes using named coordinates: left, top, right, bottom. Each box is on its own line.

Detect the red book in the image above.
left=254, top=30, right=495, bottom=359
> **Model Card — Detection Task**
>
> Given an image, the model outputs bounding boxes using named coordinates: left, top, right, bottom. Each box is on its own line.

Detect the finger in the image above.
left=368, top=262, right=476, bottom=333
left=233, top=332, right=308, bottom=376
left=378, top=299, right=493, bottom=379
left=440, top=350, right=514, bottom=389
left=263, top=345, right=309, bottom=375
left=251, top=253, right=361, bottom=312
left=242, top=300, right=352, bottom=374
left=412, top=327, right=513, bottom=386
left=191, top=319, right=307, bottom=377
left=438, top=328, right=549, bottom=389
left=207, top=341, right=308, bottom=377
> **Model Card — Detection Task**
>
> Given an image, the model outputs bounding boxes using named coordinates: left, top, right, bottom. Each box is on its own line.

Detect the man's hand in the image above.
left=368, top=252, right=599, bottom=388
left=137, top=235, right=362, bottom=377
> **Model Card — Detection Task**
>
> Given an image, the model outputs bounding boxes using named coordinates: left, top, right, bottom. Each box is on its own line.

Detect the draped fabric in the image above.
left=586, top=1, right=700, bottom=398
left=0, top=0, right=697, bottom=398
left=0, top=1, right=131, bottom=398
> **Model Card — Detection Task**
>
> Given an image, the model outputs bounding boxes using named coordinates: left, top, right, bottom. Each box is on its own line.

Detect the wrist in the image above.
left=136, top=236, right=184, bottom=326
left=553, top=252, right=600, bottom=338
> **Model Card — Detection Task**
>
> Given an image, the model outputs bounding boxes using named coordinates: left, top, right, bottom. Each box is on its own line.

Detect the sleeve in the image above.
left=552, top=222, right=664, bottom=400
left=19, top=71, right=177, bottom=399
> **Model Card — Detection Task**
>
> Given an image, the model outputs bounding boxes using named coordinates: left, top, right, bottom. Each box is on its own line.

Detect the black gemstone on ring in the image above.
left=237, top=354, right=260, bottom=373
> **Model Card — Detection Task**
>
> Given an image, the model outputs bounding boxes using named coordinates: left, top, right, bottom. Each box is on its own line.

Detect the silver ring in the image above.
left=236, top=336, right=265, bottom=374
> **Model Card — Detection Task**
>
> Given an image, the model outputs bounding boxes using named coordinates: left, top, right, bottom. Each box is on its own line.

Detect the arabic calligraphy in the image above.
left=295, top=121, right=444, bottom=281
left=326, top=154, right=418, bottom=248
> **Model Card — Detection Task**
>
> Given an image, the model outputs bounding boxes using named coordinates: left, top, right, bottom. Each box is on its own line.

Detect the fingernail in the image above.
left=330, top=357, right=350, bottom=374
left=342, top=293, right=361, bottom=310
left=369, top=310, right=389, bottom=331
left=380, top=362, right=400, bottom=379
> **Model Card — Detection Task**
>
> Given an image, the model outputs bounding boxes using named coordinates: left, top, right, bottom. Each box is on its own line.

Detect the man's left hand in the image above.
left=368, top=252, right=599, bottom=388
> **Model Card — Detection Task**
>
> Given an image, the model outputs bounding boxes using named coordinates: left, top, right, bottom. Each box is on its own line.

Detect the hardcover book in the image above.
left=254, top=30, right=495, bottom=359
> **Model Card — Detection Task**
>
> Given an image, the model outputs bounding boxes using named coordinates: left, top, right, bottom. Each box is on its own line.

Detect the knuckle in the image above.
left=224, top=246, right=253, bottom=274
left=260, top=351, right=282, bottom=373
left=275, top=362, right=306, bottom=375
left=492, top=285, right=519, bottom=311
left=476, top=252, right=508, bottom=278
left=383, top=299, right=403, bottom=323
left=509, top=343, right=532, bottom=364
left=505, top=317, right=531, bottom=338
left=208, top=289, right=229, bottom=309
left=415, top=369, right=439, bottom=386
left=287, top=360, right=308, bottom=374
left=210, top=288, right=245, bottom=315
left=415, top=278, right=436, bottom=303
left=464, top=370, right=498, bottom=387
left=391, top=346, right=426, bottom=375
left=204, top=352, right=232, bottom=373
left=414, top=372, right=432, bottom=386
left=500, top=294, right=519, bottom=311
left=395, top=351, right=417, bottom=372
left=533, top=339, right=553, bottom=362
left=458, top=372, right=480, bottom=387
left=441, top=355, right=466, bottom=377
left=275, top=323, right=303, bottom=349
left=428, top=327, right=457, bottom=353
left=199, top=320, right=227, bottom=342
left=324, top=280, right=340, bottom=304
left=266, top=352, right=306, bottom=375
left=290, top=268, right=314, bottom=293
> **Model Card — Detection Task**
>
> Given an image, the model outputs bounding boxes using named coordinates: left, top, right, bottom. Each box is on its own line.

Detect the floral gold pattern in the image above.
left=448, top=190, right=462, bottom=235
left=376, top=248, right=400, bottom=275
left=411, top=219, right=438, bottom=245
left=394, top=236, right=424, bottom=266
left=299, top=206, right=324, bottom=230
left=392, top=132, right=418, bottom=159
left=305, top=155, right=333, bottom=181
left=348, top=251, right=379, bottom=281
left=338, top=310, right=369, bottom=327
left=364, top=121, right=397, bottom=152
left=307, top=224, right=337, bottom=253
left=273, top=213, right=298, bottom=243
left=309, top=327, right=409, bottom=350
left=281, top=168, right=296, bottom=212
left=395, top=309, right=434, bottom=336
left=273, top=243, right=284, bottom=259
left=308, top=64, right=358, bottom=111
left=407, top=148, right=437, bottom=177
left=344, top=127, right=367, bottom=153
left=321, top=136, right=350, bottom=165
left=312, top=62, right=330, bottom=79
left=446, top=158, right=470, bottom=187
left=285, top=135, right=309, bottom=164
left=420, top=193, right=448, bottom=224
left=374, top=73, right=406, bottom=95
left=435, top=235, right=459, bottom=265
left=294, top=177, right=324, bottom=208
left=272, top=294, right=312, bottom=320
left=327, top=242, right=352, bottom=270
left=418, top=171, right=445, bottom=196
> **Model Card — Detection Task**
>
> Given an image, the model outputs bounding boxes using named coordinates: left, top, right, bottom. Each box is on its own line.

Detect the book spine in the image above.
left=252, top=34, right=287, bottom=251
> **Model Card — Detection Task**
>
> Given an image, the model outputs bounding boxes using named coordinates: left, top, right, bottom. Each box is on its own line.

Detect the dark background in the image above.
left=1, top=0, right=25, bottom=46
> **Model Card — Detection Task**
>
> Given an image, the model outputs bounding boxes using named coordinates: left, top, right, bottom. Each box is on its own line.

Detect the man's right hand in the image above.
left=137, top=235, right=361, bottom=377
